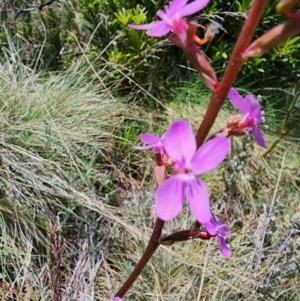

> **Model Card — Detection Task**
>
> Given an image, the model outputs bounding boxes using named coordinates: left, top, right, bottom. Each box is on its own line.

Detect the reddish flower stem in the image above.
left=115, top=218, right=165, bottom=298
left=114, top=154, right=165, bottom=298
left=195, top=0, right=268, bottom=147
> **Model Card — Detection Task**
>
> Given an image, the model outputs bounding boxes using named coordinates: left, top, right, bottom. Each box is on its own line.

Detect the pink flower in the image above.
left=135, top=133, right=164, bottom=154
left=156, top=120, right=230, bottom=223
left=111, top=298, right=122, bottom=301
left=228, top=88, right=266, bottom=148
left=205, top=216, right=232, bottom=258
left=128, top=0, right=210, bottom=40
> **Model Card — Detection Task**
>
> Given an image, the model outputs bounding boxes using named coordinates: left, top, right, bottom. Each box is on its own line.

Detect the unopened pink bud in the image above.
left=243, top=20, right=300, bottom=58
left=192, top=48, right=218, bottom=90
left=169, top=21, right=218, bottom=91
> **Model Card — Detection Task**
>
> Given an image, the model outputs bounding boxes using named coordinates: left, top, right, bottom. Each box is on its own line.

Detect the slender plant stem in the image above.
left=195, top=0, right=268, bottom=147
left=263, top=117, right=300, bottom=156
left=279, top=92, right=299, bottom=134
left=285, top=118, right=300, bottom=135
left=114, top=218, right=165, bottom=298
left=263, top=92, right=300, bottom=156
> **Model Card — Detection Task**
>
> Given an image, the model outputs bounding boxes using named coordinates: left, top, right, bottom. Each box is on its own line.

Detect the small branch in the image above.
left=160, top=228, right=212, bottom=245
left=195, top=0, right=268, bottom=147
left=15, top=0, right=58, bottom=19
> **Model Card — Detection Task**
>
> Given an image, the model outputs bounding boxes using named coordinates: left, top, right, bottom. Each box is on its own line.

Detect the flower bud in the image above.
left=155, top=165, right=166, bottom=186
left=276, top=0, right=299, bottom=14
left=169, top=22, right=218, bottom=90
left=243, top=20, right=300, bottom=58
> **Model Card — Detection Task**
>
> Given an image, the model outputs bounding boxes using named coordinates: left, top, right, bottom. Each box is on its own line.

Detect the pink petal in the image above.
left=228, top=88, right=249, bottom=114
left=205, top=221, right=217, bottom=236
left=217, top=221, right=230, bottom=236
left=153, top=142, right=164, bottom=154
left=252, top=125, right=266, bottom=148
left=157, top=10, right=168, bottom=22
left=128, top=23, right=154, bottom=30
left=180, top=0, right=210, bottom=17
left=218, top=236, right=232, bottom=258
left=140, top=133, right=160, bottom=144
left=171, top=17, right=188, bottom=37
left=147, top=21, right=171, bottom=37
left=245, top=94, right=262, bottom=119
left=166, top=0, right=189, bottom=15
left=111, top=298, right=122, bottom=301
left=162, top=120, right=196, bottom=165
left=186, top=178, right=212, bottom=224
left=191, top=137, right=230, bottom=174
left=205, top=217, right=232, bottom=258
left=155, top=175, right=185, bottom=221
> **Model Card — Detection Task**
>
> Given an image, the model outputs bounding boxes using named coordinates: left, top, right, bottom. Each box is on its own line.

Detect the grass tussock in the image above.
left=0, top=59, right=149, bottom=300
left=0, top=59, right=300, bottom=301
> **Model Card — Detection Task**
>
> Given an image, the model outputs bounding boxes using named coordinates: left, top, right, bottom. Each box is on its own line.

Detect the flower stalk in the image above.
left=195, top=0, right=268, bottom=147
left=114, top=0, right=270, bottom=299
left=114, top=218, right=165, bottom=298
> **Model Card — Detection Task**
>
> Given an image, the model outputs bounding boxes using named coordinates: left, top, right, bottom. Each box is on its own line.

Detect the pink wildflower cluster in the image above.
left=136, top=120, right=231, bottom=257
left=111, top=0, right=296, bottom=298
left=155, top=120, right=230, bottom=223
left=130, top=0, right=267, bottom=263
left=135, top=90, right=266, bottom=259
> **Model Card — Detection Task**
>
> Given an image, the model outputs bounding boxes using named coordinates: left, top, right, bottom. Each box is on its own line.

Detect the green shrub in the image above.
left=0, top=0, right=298, bottom=103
